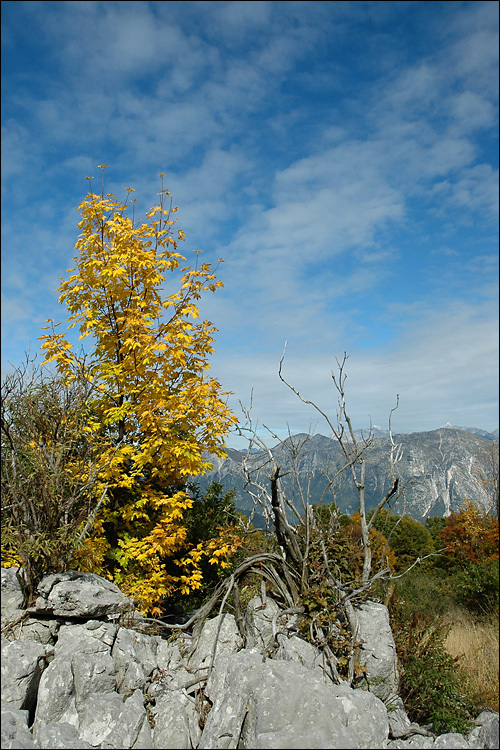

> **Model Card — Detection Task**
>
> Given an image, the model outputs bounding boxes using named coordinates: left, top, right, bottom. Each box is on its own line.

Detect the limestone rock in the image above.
left=78, top=689, right=151, bottom=749
left=201, top=649, right=389, bottom=749
left=386, top=736, right=435, bottom=748
left=1, top=567, right=24, bottom=590
left=151, top=690, right=202, bottom=749
left=1, top=567, right=26, bottom=631
left=2, top=568, right=499, bottom=750
left=112, top=626, right=158, bottom=694
left=244, top=593, right=282, bottom=650
left=1, top=639, right=48, bottom=714
left=330, top=680, right=390, bottom=748
left=188, top=612, right=243, bottom=671
left=36, top=721, right=94, bottom=749
left=34, top=571, right=134, bottom=619
left=467, top=710, right=500, bottom=749
left=1, top=588, right=25, bottom=628
left=354, top=601, right=399, bottom=702
left=148, top=639, right=193, bottom=695
left=433, top=734, right=472, bottom=748
left=33, top=621, right=117, bottom=731
left=0, top=702, right=39, bottom=749
left=274, top=632, right=326, bottom=674
left=4, top=615, right=61, bottom=645
left=56, top=619, right=117, bottom=653
left=386, top=694, right=413, bottom=738
left=32, top=651, right=78, bottom=730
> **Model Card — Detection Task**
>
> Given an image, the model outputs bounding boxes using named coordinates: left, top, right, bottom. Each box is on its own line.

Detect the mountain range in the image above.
left=198, top=426, right=498, bottom=528
left=351, top=424, right=499, bottom=442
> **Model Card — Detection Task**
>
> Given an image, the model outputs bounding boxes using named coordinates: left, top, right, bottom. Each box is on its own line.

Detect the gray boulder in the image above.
left=354, top=601, right=400, bottom=702
left=200, top=649, right=389, bottom=749
left=2, top=567, right=499, bottom=750
left=4, top=615, right=61, bottom=645
left=2, top=566, right=61, bottom=645
left=331, top=680, right=390, bottom=748
left=149, top=638, right=193, bottom=695
left=1, top=639, right=48, bottom=714
left=386, top=694, right=414, bottom=738
left=386, top=737, right=435, bottom=748
left=386, top=709, right=500, bottom=749
left=1, top=567, right=25, bottom=591
left=149, top=614, right=243, bottom=698
left=274, top=632, right=326, bottom=674
left=151, top=690, right=202, bottom=749
left=112, top=627, right=159, bottom=694
left=433, top=734, right=472, bottom=748
left=33, top=650, right=79, bottom=729
left=1, top=567, right=26, bottom=632
left=467, top=710, right=500, bottom=749
left=188, top=612, right=243, bottom=671
left=33, top=621, right=117, bottom=731
left=55, top=619, right=117, bottom=653
left=244, top=593, right=282, bottom=650
left=36, top=721, right=93, bottom=749
left=78, top=689, right=152, bottom=749
left=0, top=702, right=39, bottom=749
left=34, top=571, right=134, bottom=619
left=1, top=588, right=25, bottom=629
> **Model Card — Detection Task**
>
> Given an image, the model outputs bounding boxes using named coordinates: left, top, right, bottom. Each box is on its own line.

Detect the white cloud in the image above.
left=448, top=91, right=496, bottom=133
left=235, top=140, right=405, bottom=256
left=1, top=0, right=497, bottom=446
left=450, top=164, right=499, bottom=218
left=384, top=63, right=441, bottom=114
left=1, top=121, right=33, bottom=182
left=216, top=299, right=499, bottom=448
left=451, top=27, right=499, bottom=83
left=207, top=0, right=273, bottom=39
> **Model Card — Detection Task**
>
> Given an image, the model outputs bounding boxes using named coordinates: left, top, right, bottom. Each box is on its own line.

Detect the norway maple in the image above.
left=40, top=167, right=239, bottom=612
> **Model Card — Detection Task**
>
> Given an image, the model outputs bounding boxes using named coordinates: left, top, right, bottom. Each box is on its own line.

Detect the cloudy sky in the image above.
left=1, top=0, right=498, bottom=447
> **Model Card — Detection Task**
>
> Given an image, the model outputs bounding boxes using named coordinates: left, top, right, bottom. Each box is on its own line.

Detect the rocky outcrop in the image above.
left=355, top=600, right=400, bottom=702
left=1, top=567, right=498, bottom=749
left=200, top=650, right=389, bottom=749
left=33, top=571, right=135, bottom=619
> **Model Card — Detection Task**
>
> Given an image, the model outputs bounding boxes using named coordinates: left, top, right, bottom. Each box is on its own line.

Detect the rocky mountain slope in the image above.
left=199, top=428, right=498, bottom=526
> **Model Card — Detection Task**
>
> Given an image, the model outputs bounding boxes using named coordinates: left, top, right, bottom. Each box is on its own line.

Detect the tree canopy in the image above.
left=37, top=168, right=239, bottom=612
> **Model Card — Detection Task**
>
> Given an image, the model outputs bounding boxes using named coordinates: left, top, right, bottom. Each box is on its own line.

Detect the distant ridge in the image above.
left=204, top=426, right=499, bottom=527
left=440, top=423, right=499, bottom=441
left=322, top=424, right=499, bottom=443
left=230, top=424, right=499, bottom=450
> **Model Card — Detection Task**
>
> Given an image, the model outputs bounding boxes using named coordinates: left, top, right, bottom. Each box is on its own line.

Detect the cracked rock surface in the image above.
left=2, top=568, right=498, bottom=750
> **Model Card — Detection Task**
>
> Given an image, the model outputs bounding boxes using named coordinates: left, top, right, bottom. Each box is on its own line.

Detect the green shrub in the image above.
left=394, top=568, right=456, bottom=616
left=451, top=558, right=499, bottom=614
left=159, top=481, right=242, bottom=611
left=1, top=361, right=103, bottom=602
left=390, top=596, right=475, bottom=735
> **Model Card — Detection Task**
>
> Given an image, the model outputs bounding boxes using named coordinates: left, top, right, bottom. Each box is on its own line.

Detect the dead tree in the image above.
left=192, top=347, right=403, bottom=684
left=276, top=345, right=403, bottom=586
left=152, top=348, right=437, bottom=687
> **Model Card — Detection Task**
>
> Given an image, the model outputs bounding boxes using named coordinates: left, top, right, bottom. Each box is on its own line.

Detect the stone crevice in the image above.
left=1, top=568, right=498, bottom=750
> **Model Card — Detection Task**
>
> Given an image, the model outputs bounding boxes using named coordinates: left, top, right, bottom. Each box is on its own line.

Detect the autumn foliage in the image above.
left=440, top=499, right=499, bottom=565
left=36, top=168, right=240, bottom=613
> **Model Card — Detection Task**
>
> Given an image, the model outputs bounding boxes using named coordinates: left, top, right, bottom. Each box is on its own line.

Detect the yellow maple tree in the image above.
left=40, top=167, right=239, bottom=612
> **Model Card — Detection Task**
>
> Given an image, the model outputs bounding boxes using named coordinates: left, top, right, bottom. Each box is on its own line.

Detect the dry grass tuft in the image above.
left=443, top=609, right=499, bottom=712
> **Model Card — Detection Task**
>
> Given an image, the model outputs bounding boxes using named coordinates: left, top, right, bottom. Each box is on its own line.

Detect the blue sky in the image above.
left=1, top=0, right=498, bottom=447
